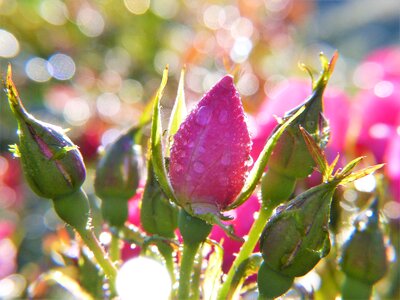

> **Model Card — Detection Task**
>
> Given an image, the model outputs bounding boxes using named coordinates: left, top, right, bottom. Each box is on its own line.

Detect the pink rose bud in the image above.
left=252, top=79, right=350, bottom=163
left=169, top=75, right=252, bottom=215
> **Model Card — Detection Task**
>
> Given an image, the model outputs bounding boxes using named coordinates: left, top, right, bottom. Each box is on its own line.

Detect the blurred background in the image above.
left=0, top=0, right=399, bottom=299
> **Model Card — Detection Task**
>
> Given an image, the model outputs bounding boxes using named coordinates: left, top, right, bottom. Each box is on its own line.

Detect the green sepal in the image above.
left=8, top=144, right=21, bottom=157
left=178, top=209, right=212, bottom=245
left=52, top=188, right=90, bottom=232
left=140, top=158, right=178, bottom=238
left=150, top=66, right=177, bottom=202
left=167, top=68, right=187, bottom=152
left=51, top=145, right=79, bottom=160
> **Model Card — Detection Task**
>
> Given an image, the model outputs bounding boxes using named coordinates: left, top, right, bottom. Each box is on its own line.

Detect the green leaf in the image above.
left=203, top=240, right=224, bottom=300
left=150, top=67, right=176, bottom=202
left=226, top=105, right=306, bottom=210
left=167, top=68, right=187, bottom=143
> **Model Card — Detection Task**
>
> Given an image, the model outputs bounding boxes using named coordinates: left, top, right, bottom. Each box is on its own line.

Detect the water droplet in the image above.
left=193, top=161, right=205, bottom=173
left=245, top=156, right=253, bottom=167
left=218, top=109, right=228, bottom=124
left=196, top=106, right=213, bottom=126
left=221, top=153, right=231, bottom=166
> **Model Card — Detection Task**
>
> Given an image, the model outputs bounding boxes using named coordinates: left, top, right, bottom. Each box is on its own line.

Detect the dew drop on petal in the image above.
left=245, top=156, right=253, bottom=167
left=196, top=106, right=213, bottom=125
left=193, top=161, right=205, bottom=173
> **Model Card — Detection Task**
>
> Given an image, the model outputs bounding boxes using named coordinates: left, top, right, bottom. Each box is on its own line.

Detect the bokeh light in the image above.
left=48, top=53, right=76, bottom=80
left=0, top=29, right=19, bottom=58
left=25, top=57, right=52, bottom=82
left=116, top=257, right=171, bottom=300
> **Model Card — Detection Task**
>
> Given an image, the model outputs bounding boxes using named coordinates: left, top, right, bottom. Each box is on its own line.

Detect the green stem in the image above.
left=158, top=242, right=176, bottom=283
left=218, top=204, right=273, bottom=300
left=77, top=228, right=118, bottom=285
left=178, top=243, right=200, bottom=300
left=110, top=231, right=121, bottom=263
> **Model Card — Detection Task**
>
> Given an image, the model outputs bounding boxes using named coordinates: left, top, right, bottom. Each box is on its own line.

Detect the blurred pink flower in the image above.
left=352, top=46, right=400, bottom=203
left=169, top=75, right=252, bottom=215
left=122, top=190, right=143, bottom=261
left=361, top=46, right=400, bottom=84
left=251, top=79, right=350, bottom=162
left=0, top=221, right=16, bottom=279
left=384, top=131, right=400, bottom=203
left=210, top=194, right=260, bottom=273
left=353, top=83, right=400, bottom=163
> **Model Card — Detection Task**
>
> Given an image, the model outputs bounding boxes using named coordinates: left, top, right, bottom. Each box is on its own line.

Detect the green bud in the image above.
left=257, top=261, right=294, bottom=299
left=53, top=188, right=90, bottom=232
left=178, top=209, right=212, bottom=245
left=95, top=127, right=142, bottom=200
left=260, top=182, right=335, bottom=278
left=262, top=53, right=335, bottom=205
left=94, top=127, right=142, bottom=227
left=140, top=159, right=178, bottom=238
left=6, top=66, right=86, bottom=199
left=340, top=198, right=388, bottom=285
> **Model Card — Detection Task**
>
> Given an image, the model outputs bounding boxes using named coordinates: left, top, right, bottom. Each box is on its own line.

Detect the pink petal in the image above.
left=169, top=75, right=252, bottom=213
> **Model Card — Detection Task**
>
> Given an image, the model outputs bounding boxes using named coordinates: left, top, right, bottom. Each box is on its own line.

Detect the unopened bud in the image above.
left=6, top=66, right=86, bottom=199
left=340, top=198, right=388, bottom=285
left=94, top=127, right=142, bottom=227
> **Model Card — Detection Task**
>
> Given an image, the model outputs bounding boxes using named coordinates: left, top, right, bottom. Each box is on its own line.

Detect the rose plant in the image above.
left=4, top=52, right=389, bottom=300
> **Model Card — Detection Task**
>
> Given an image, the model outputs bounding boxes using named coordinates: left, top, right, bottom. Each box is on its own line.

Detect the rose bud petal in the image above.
left=169, top=75, right=252, bottom=216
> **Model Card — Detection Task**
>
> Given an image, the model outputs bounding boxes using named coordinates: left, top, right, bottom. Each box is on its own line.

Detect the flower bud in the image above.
left=140, top=159, right=178, bottom=238
left=260, top=182, right=336, bottom=279
left=169, top=75, right=252, bottom=216
left=261, top=54, right=336, bottom=205
left=6, top=66, right=86, bottom=199
left=339, top=198, right=388, bottom=285
left=94, top=128, right=142, bottom=227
